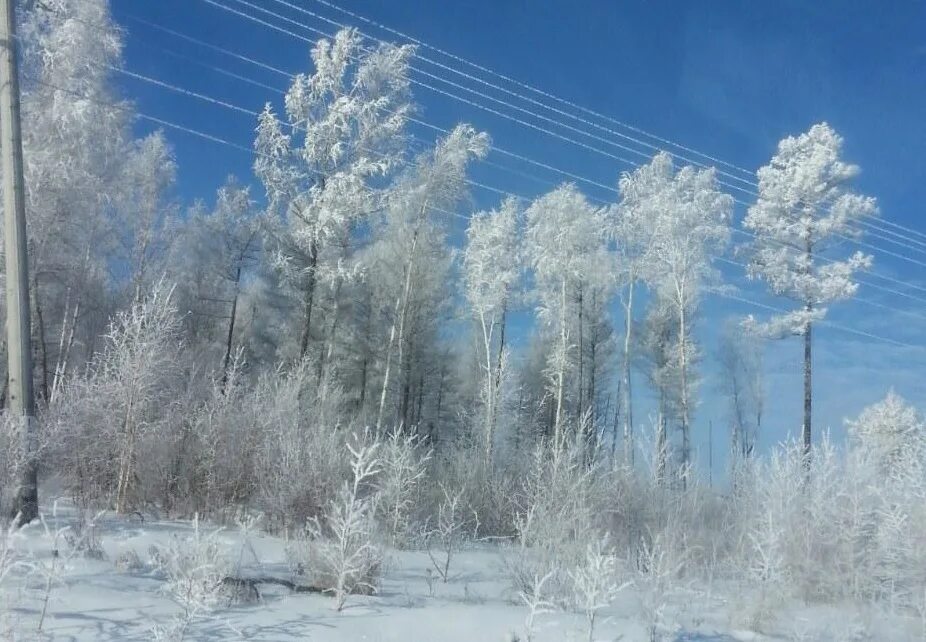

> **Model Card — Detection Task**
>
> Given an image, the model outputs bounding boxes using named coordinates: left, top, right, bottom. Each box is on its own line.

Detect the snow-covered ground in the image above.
left=0, top=504, right=917, bottom=641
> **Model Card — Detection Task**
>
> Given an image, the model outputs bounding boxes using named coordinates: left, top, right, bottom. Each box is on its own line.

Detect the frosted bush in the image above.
left=290, top=438, right=384, bottom=611
left=375, top=428, right=431, bottom=547
left=424, top=483, right=468, bottom=583
left=569, top=536, right=631, bottom=642
left=154, top=515, right=230, bottom=616
left=506, top=434, right=610, bottom=605
left=253, top=364, right=352, bottom=532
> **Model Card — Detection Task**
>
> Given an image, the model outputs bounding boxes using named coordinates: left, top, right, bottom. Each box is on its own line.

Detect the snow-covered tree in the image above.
left=743, top=123, right=877, bottom=462
left=718, top=318, right=764, bottom=466
left=372, top=124, right=489, bottom=432
left=640, top=296, right=680, bottom=483
left=168, top=177, right=260, bottom=385
left=847, top=390, right=925, bottom=471
left=462, top=197, right=521, bottom=460
left=17, top=0, right=134, bottom=402
left=524, top=184, right=609, bottom=445
left=253, top=28, right=414, bottom=360
left=611, top=161, right=662, bottom=461
left=644, top=152, right=733, bottom=470
left=121, top=132, right=178, bottom=297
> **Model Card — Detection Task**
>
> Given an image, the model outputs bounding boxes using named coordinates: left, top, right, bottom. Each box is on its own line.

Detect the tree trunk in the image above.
left=488, top=305, right=507, bottom=460
left=802, top=231, right=814, bottom=472
left=479, top=310, right=495, bottom=460
left=577, top=286, right=584, bottom=419
left=220, top=265, right=241, bottom=393
left=358, top=292, right=373, bottom=411
left=400, top=346, right=412, bottom=429
left=621, top=282, right=635, bottom=464
left=553, top=278, right=568, bottom=447
left=376, top=216, right=423, bottom=433
left=317, top=277, right=343, bottom=384
left=414, top=372, right=425, bottom=429
left=50, top=292, right=80, bottom=404
left=31, top=276, right=48, bottom=402
left=115, top=385, right=139, bottom=513
left=298, top=239, right=319, bottom=359
left=588, top=295, right=597, bottom=425
left=678, top=289, right=691, bottom=476
left=656, top=403, right=667, bottom=487
left=803, top=315, right=813, bottom=468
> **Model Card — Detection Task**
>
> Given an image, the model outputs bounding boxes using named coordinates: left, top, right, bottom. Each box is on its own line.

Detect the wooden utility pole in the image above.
left=1, top=0, right=37, bottom=523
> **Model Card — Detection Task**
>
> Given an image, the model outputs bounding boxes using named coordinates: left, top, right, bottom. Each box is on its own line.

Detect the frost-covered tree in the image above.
left=372, top=124, right=489, bottom=432
left=524, top=184, right=609, bottom=445
left=253, top=29, right=414, bottom=359
left=17, top=0, right=134, bottom=402
left=47, top=282, right=183, bottom=513
left=462, top=197, right=520, bottom=460
left=122, top=132, right=178, bottom=297
left=645, top=153, right=733, bottom=470
left=744, top=123, right=877, bottom=462
left=611, top=162, right=661, bottom=461
left=168, top=177, right=260, bottom=385
left=847, top=390, right=925, bottom=471
left=718, top=318, right=764, bottom=465
left=640, top=297, right=680, bottom=483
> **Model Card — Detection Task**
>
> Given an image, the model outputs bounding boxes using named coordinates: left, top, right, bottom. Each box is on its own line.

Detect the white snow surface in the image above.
left=0, top=503, right=917, bottom=641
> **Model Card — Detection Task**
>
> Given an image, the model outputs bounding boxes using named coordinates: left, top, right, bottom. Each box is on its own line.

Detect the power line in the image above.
left=716, top=256, right=926, bottom=321
left=300, top=0, right=926, bottom=249
left=31, top=70, right=923, bottom=350
left=715, top=290, right=921, bottom=350
left=201, top=0, right=926, bottom=268
left=62, top=3, right=926, bottom=265
left=108, top=65, right=926, bottom=323
left=112, top=9, right=626, bottom=203
left=302, top=0, right=757, bottom=178
left=104, top=21, right=926, bottom=303
left=34, top=4, right=926, bottom=311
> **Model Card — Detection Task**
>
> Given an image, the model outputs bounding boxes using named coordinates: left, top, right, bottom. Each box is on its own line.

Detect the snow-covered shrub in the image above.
left=634, top=530, right=686, bottom=642
left=63, top=509, right=107, bottom=560
left=518, top=571, right=555, bottom=642
left=45, top=282, right=184, bottom=513
left=114, top=548, right=145, bottom=574
left=253, top=363, right=353, bottom=532
left=506, top=432, right=610, bottom=605
left=167, top=355, right=259, bottom=518
left=426, top=439, right=521, bottom=539
left=290, top=437, right=384, bottom=611
left=375, top=428, right=431, bottom=547
left=731, top=419, right=926, bottom=616
left=569, top=536, right=631, bottom=642
left=0, top=516, right=27, bottom=587
left=424, top=483, right=468, bottom=583
left=152, top=515, right=230, bottom=640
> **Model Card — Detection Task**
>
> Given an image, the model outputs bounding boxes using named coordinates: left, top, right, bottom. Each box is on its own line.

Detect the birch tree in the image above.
left=718, top=318, right=764, bottom=466
left=743, top=123, right=877, bottom=463
left=462, top=197, right=520, bottom=460
left=524, top=184, right=608, bottom=446
left=17, top=0, right=133, bottom=401
left=646, top=152, right=733, bottom=471
left=168, top=177, right=260, bottom=386
left=373, top=124, right=490, bottom=432
left=611, top=161, right=663, bottom=461
left=253, top=28, right=414, bottom=360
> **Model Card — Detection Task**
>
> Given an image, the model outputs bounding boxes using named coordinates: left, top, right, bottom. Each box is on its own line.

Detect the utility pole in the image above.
left=1, top=0, right=37, bottom=523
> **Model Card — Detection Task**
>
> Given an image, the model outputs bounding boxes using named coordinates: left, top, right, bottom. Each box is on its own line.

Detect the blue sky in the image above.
left=110, top=0, right=926, bottom=476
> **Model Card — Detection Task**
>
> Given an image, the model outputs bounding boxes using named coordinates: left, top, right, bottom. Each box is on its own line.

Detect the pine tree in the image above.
left=744, top=123, right=877, bottom=465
